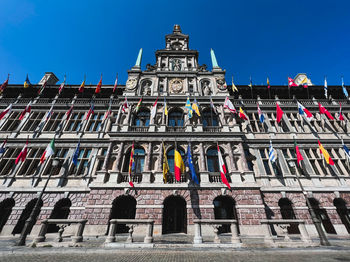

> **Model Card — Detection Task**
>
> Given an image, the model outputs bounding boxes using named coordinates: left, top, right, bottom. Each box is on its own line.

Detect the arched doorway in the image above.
left=308, top=198, right=336, bottom=234
left=12, top=198, right=43, bottom=235
left=108, top=195, right=136, bottom=233
left=213, top=196, right=238, bottom=234
left=47, top=198, right=72, bottom=233
left=333, top=198, right=350, bottom=233
left=0, top=198, right=15, bottom=233
left=162, top=195, right=187, bottom=234
left=278, top=198, right=300, bottom=234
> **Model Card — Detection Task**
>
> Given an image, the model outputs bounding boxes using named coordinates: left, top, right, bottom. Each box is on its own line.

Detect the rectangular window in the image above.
left=0, top=148, right=20, bottom=176
left=43, top=112, right=65, bottom=132
left=18, top=148, right=45, bottom=177
left=86, top=113, right=104, bottom=132
left=65, top=113, right=85, bottom=132
left=69, top=148, right=92, bottom=176
left=22, top=112, right=46, bottom=132
left=1, top=112, right=21, bottom=132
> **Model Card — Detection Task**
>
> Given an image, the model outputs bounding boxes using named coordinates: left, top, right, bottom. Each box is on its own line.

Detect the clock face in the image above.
left=126, top=78, right=137, bottom=90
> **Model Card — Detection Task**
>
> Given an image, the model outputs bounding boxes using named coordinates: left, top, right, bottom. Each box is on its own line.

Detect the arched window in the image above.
left=167, top=148, right=185, bottom=173
left=123, top=147, right=145, bottom=173
left=207, top=147, right=224, bottom=172
left=108, top=195, right=136, bottom=233
left=202, top=109, right=219, bottom=127
left=133, top=109, right=150, bottom=127
left=168, top=109, right=184, bottom=127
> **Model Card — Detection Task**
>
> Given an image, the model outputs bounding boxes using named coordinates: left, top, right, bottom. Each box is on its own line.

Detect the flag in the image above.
left=248, top=76, right=252, bottom=88
left=128, top=142, right=135, bottom=187
left=276, top=103, right=284, bottom=124
left=257, top=103, right=265, bottom=124
left=268, top=140, right=277, bottom=163
left=318, top=102, right=334, bottom=120
left=72, top=141, right=80, bottom=165
left=15, top=139, right=28, bottom=164
left=266, top=77, right=270, bottom=89
left=162, top=141, right=169, bottom=183
left=297, top=101, right=313, bottom=121
left=318, top=140, right=334, bottom=165
left=288, top=77, right=297, bottom=87
left=192, top=98, right=201, bottom=117
left=342, top=77, right=349, bottom=98
left=342, top=140, right=350, bottom=161
left=0, top=104, right=12, bottom=120
left=174, top=147, right=185, bottom=182
left=217, top=145, right=231, bottom=189
left=0, top=137, right=7, bottom=154
left=40, top=137, right=55, bottom=163
left=24, top=74, right=31, bottom=88
left=210, top=96, right=217, bottom=114
left=339, top=102, right=345, bottom=121
left=232, top=76, right=238, bottom=92
left=78, top=77, right=85, bottom=93
left=324, top=77, right=328, bottom=99
left=224, top=96, right=236, bottom=113
left=0, top=74, right=9, bottom=92
left=135, top=97, right=142, bottom=113
left=58, top=75, right=66, bottom=94
left=239, top=107, right=248, bottom=121
left=19, top=101, right=32, bottom=120
left=103, top=98, right=113, bottom=122
left=57, top=104, right=73, bottom=131
left=185, top=143, right=199, bottom=184
left=36, top=104, right=54, bottom=132
left=185, top=97, right=193, bottom=118
left=294, top=140, right=304, bottom=167
left=112, top=74, right=118, bottom=93
left=300, top=77, right=308, bottom=88
left=122, top=96, right=129, bottom=113
left=95, top=74, right=102, bottom=94
left=151, top=97, right=158, bottom=120
left=163, top=97, right=168, bottom=116
left=85, top=100, right=94, bottom=120
left=38, top=79, right=47, bottom=95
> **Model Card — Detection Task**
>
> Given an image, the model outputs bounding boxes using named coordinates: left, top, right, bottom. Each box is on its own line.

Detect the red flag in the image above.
left=15, top=139, right=28, bottom=164
left=122, top=97, right=129, bottom=113
left=112, top=74, right=118, bottom=94
left=318, top=102, right=334, bottom=120
left=276, top=103, right=284, bottom=124
left=0, top=74, right=9, bottom=92
left=288, top=77, right=297, bottom=87
left=294, top=140, right=304, bottom=167
left=85, top=101, right=94, bottom=120
left=128, top=142, right=135, bottom=187
left=95, top=75, right=102, bottom=94
left=0, top=104, right=12, bottom=120
left=217, top=145, right=230, bottom=189
left=339, top=103, right=345, bottom=121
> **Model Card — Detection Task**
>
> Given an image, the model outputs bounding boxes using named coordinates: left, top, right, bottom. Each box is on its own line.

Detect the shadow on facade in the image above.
left=333, top=198, right=350, bottom=233
left=308, top=198, right=336, bottom=234
left=278, top=198, right=300, bottom=234
left=0, top=198, right=15, bottom=233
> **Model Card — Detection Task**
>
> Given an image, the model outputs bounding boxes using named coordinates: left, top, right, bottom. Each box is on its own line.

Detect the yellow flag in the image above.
left=192, top=99, right=201, bottom=116
left=232, top=76, right=238, bottom=92
left=162, top=142, right=169, bottom=183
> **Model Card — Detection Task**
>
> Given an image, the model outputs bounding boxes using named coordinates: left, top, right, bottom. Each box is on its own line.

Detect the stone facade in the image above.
left=0, top=25, right=349, bottom=238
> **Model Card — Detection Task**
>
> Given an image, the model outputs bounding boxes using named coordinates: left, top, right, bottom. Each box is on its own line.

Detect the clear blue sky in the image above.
left=1, top=0, right=349, bottom=86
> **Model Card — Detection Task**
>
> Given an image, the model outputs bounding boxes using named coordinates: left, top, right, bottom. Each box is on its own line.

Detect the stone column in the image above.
left=144, top=142, right=152, bottom=172
left=238, top=142, right=248, bottom=171
left=102, top=142, right=113, bottom=171
left=114, top=142, right=124, bottom=172
left=199, top=142, right=209, bottom=183
left=158, top=142, right=163, bottom=171
left=227, top=142, right=236, bottom=172
left=115, top=105, right=122, bottom=125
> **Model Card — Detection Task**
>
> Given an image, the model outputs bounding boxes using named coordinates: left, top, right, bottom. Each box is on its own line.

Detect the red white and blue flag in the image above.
left=297, top=101, right=313, bottom=121
left=0, top=137, right=8, bottom=154
left=257, top=103, right=265, bottom=124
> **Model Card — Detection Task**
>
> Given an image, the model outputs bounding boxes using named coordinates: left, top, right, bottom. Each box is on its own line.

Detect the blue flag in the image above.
left=343, top=141, right=350, bottom=161
left=72, top=141, right=80, bottom=165
left=185, top=143, right=199, bottom=184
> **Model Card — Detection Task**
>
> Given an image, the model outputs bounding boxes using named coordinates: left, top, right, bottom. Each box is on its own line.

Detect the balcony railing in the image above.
left=203, top=126, right=221, bottom=132
left=119, top=173, right=143, bottom=183
left=166, top=126, right=185, bottom=132
left=166, top=173, right=187, bottom=183
left=209, top=172, right=232, bottom=183
left=129, top=126, right=149, bottom=132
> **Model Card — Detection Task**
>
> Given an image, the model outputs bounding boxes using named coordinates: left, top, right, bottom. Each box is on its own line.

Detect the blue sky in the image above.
left=0, top=0, right=349, bottom=86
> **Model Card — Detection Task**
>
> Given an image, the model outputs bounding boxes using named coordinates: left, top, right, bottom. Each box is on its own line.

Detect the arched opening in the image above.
left=278, top=198, right=300, bottom=234
left=333, top=198, right=350, bottom=233
left=168, top=109, right=184, bottom=127
left=213, top=195, right=238, bottom=234
left=162, top=195, right=187, bottom=234
left=12, top=198, right=43, bottom=235
left=202, top=108, right=219, bottom=127
left=308, top=198, right=336, bottom=234
left=47, top=198, right=72, bottom=233
left=123, top=146, right=145, bottom=174
left=133, top=109, right=150, bottom=127
left=0, top=198, right=15, bottom=233
left=109, top=195, right=136, bottom=233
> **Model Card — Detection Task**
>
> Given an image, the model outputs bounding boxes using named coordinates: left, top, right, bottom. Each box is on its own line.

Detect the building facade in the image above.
left=0, top=25, right=350, bottom=238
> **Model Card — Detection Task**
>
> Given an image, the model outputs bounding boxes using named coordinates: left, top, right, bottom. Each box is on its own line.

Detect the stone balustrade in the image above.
left=193, top=219, right=241, bottom=245
left=105, top=219, right=154, bottom=244
left=34, top=219, right=88, bottom=244
left=260, top=219, right=312, bottom=245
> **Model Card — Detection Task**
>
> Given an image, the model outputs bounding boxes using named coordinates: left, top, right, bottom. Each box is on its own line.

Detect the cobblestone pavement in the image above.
left=1, top=249, right=350, bottom=262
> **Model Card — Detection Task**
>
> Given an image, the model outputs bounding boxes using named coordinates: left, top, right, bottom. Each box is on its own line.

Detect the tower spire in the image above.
left=210, top=48, right=220, bottom=69
left=135, top=48, right=143, bottom=68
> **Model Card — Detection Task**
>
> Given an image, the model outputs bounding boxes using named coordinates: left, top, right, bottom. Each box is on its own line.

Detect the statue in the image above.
left=202, top=81, right=211, bottom=96
left=198, top=64, right=207, bottom=72
left=142, top=82, right=152, bottom=96
left=170, top=58, right=182, bottom=71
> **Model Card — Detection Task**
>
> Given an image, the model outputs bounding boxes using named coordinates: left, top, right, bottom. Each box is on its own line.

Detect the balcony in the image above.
left=208, top=172, right=232, bottom=183
left=129, top=126, right=149, bottom=132
left=166, top=126, right=185, bottom=132
left=203, top=126, right=221, bottom=132
left=119, top=173, right=143, bottom=183
left=165, top=173, right=187, bottom=183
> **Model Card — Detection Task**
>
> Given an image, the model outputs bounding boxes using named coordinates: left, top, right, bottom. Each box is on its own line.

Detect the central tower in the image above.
left=124, top=25, right=228, bottom=97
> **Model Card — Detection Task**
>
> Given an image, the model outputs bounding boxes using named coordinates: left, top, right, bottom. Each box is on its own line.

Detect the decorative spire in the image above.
left=135, top=48, right=143, bottom=67
left=210, top=48, right=220, bottom=69
left=173, top=24, right=182, bottom=34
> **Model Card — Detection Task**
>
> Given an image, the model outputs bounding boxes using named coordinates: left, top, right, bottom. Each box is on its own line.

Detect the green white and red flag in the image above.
left=135, top=97, right=143, bottom=113
left=40, top=137, right=55, bottom=163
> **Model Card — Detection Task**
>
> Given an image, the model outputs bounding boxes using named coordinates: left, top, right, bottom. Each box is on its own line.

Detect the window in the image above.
left=168, top=109, right=184, bottom=127
left=244, top=149, right=254, bottom=171
left=18, top=148, right=45, bottom=176
left=202, top=109, right=219, bottom=127
left=282, top=148, right=303, bottom=176
left=65, top=113, right=85, bottom=132
left=246, top=112, right=265, bottom=132
left=305, top=148, right=344, bottom=176
left=1, top=112, right=21, bottom=132
left=86, top=113, right=104, bottom=132
left=0, top=148, right=21, bottom=176
left=43, top=112, right=65, bottom=132
left=69, top=148, right=92, bottom=176
left=288, top=113, right=305, bottom=133
left=266, top=113, right=289, bottom=133
left=259, top=148, right=281, bottom=176
left=207, top=148, right=220, bottom=172
left=133, top=110, right=150, bottom=127
left=123, top=147, right=145, bottom=173
left=22, top=112, right=46, bottom=132
left=48, top=148, right=69, bottom=176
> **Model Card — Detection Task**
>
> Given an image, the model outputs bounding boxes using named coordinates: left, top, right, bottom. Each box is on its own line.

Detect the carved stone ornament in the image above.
left=169, top=78, right=184, bottom=94
left=153, top=145, right=160, bottom=153
left=216, top=77, right=227, bottom=91
left=126, top=77, right=138, bottom=90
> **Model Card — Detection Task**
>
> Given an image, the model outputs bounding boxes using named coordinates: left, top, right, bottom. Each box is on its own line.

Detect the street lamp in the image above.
left=17, top=157, right=60, bottom=246
left=287, top=159, right=330, bottom=246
